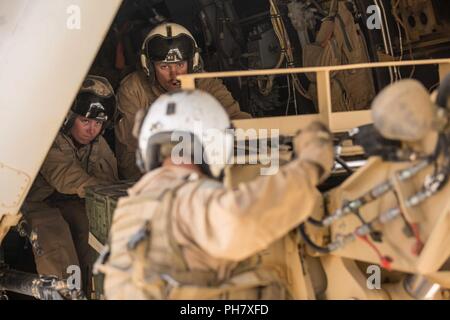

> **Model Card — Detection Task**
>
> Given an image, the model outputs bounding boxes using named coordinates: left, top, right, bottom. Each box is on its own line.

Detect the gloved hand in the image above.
left=294, top=121, right=334, bottom=183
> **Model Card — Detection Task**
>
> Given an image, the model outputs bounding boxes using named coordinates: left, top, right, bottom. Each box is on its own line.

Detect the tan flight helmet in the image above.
left=371, top=79, right=436, bottom=142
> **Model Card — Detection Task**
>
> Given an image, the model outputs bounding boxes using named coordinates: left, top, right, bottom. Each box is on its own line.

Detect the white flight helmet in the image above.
left=137, top=90, right=234, bottom=179
left=140, top=23, right=202, bottom=79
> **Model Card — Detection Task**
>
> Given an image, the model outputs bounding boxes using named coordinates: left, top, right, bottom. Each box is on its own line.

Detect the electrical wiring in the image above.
left=285, top=66, right=292, bottom=115
left=300, top=135, right=450, bottom=268
left=378, top=0, right=401, bottom=81
left=392, top=0, right=416, bottom=78
left=301, top=177, right=444, bottom=268
left=258, top=0, right=288, bottom=96
left=257, top=49, right=284, bottom=96
left=258, top=0, right=312, bottom=105
left=306, top=157, right=432, bottom=228
left=270, top=0, right=310, bottom=97
left=292, top=68, right=298, bottom=114
left=373, top=0, right=394, bottom=83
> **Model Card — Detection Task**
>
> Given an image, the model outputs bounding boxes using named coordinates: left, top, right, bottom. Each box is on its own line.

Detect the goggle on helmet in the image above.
left=141, top=23, right=201, bottom=76
left=71, top=76, right=116, bottom=122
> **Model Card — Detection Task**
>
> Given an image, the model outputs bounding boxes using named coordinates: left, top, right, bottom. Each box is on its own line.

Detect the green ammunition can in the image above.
left=85, top=181, right=135, bottom=299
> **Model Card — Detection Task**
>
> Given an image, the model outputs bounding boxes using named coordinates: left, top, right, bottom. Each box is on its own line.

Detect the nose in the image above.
left=87, top=122, right=97, bottom=136
left=169, top=65, right=179, bottom=77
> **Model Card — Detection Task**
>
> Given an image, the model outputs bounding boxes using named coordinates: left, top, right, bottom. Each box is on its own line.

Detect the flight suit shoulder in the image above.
left=195, top=78, right=252, bottom=120
left=119, top=70, right=146, bottom=90
left=196, top=77, right=223, bottom=91
left=117, top=70, right=157, bottom=114
left=96, top=135, right=113, bottom=152
left=51, top=133, right=75, bottom=154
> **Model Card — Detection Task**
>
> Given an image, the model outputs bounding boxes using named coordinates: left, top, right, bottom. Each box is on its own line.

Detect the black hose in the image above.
left=306, top=193, right=331, bottom=227
left=306, top=217, right=325, bottom=227
left=335, top=155, right=354, bottom=175
left=298, top=223, right=331, bottom=254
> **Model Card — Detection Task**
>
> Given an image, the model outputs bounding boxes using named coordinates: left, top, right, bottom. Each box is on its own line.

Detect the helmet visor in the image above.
left=146, top=34, right=195, bottom=63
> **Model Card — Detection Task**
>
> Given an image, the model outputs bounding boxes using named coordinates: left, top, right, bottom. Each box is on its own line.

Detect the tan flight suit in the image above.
left=101, top=158, right=324, bottom=300
left=115, top=70, right=252, bottom=180
left=302, top=1, right=376, bottom=112
left=22, top=132, right=118, bottom=294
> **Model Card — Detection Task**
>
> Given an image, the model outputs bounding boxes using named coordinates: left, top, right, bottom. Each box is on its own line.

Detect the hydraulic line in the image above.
left=308, top=158, right=431, bottom=227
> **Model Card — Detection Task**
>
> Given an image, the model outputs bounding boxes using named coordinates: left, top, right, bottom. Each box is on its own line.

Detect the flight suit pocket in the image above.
left=25, top=208, right=80, bottom=278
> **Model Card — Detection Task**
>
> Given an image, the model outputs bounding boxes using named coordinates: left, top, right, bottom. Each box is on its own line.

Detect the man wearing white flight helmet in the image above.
left=99, top=89, right=334, bottom=300
left=115, top=22, right=251, bottom=180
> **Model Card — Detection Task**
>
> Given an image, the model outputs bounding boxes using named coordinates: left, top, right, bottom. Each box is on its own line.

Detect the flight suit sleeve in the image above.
left=176, top=160, right=322, bottom=262
left=115, top=77, right=143, bottom=180
left=201, top=78, right=252, bottom=120
left=40, top=142, right=108, bottom=198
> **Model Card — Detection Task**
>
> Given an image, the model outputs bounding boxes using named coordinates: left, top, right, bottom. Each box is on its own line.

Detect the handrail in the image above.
left=178, top=59, right=450, bottom=134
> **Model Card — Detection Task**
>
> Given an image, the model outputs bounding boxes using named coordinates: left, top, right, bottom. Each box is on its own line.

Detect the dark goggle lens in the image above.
left=147, top=35, right=195, bottom=62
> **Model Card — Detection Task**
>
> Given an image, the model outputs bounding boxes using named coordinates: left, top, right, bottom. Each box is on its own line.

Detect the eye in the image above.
left=81, top=119, right=89, bottom=125
left=95, top=121, right=103, bottom=127
left=177, top=62, right=185, bottom=69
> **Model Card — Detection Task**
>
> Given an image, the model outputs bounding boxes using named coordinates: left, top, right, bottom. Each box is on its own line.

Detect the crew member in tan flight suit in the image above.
left=22, top=75, right=119, bottom=296
left=115, top=22, right=251, bottom=180
left=99, top=90, right=334, bottom=300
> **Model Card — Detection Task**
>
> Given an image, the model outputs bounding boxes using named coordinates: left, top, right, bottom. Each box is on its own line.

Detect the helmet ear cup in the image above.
left=141, top=48, right=156, bottom=84
left=140, top=49, right=149, bottom=76
left=192, top=51, right=204, bottom=73
left=62, top=111, right=77, bottom=134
